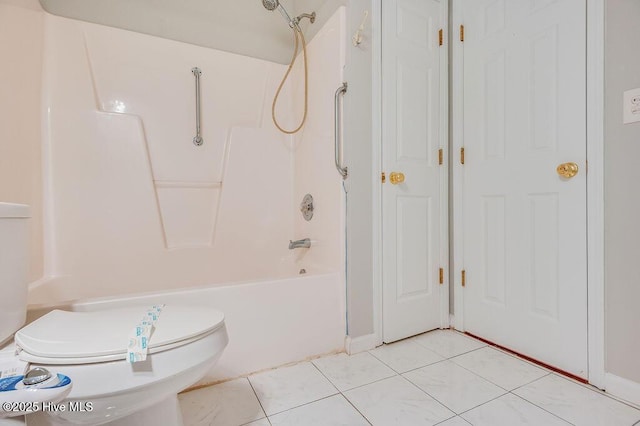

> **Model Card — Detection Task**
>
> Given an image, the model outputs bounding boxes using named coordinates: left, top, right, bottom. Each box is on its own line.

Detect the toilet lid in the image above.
left=14, top=305, right=224, bottom=364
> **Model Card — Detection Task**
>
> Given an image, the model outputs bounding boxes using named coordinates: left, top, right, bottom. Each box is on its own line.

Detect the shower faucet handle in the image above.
left=299, top=194, right=314, bottom=221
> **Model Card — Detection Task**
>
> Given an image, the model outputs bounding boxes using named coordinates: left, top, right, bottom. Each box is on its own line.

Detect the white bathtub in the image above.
left=26, top=271, right=346, bottom=385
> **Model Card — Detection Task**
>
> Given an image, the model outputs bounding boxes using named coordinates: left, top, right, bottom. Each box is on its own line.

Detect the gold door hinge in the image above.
left=438, top=148, right=443, bottom=165
left=439, top=29, right=444, bottom=46
left=439, top=268, right=444, bottom=284
left=461, top=270, right=466, bottom=287
left=460, top=147, right=465, bottom=164
left=381, top=172, right=386, bottom=183
left=460, top=24, right=465, bottom=42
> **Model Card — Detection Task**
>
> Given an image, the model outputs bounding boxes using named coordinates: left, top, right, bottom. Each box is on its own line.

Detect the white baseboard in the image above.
left=605, top=373, right=640, bottom=407
left=345, top=333, right=378, bottom=355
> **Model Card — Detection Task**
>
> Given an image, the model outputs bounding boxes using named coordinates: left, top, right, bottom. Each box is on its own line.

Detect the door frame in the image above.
left=373, top=0, right=451, bottom=346
left=371, top=0, right=605, bottom=388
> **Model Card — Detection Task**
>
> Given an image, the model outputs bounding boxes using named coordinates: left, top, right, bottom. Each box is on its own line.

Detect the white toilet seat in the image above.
left=15, top=305, right=224, bottom=364
left=14, top=306, right=229, bottom=425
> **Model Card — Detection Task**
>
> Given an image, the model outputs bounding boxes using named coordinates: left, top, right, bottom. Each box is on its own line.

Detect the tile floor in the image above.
left=178, top=330, right=640, bottom=426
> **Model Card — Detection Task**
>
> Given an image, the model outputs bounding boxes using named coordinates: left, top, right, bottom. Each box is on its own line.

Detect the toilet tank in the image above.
left=0, top=203, right=30, bottom=344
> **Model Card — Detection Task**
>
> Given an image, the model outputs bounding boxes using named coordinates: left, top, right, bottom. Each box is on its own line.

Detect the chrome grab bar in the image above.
left=334, top=82, right=348, bottom=179
left=192, top=67, right=203, bottom=146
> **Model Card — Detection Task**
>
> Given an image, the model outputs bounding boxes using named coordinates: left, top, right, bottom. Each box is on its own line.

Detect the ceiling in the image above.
left=38, top=0, right=343, bottom=64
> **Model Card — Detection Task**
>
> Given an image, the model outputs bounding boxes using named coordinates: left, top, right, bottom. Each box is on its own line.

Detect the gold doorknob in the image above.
left=556, top=162, right=579, bottom=178
left=389, top=172, right=405, bottom=185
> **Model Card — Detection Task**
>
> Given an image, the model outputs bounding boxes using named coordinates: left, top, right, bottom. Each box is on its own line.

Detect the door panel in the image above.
left=460, top=0, right=588, bottom=377
left=382, top=0, right=445, bottom=343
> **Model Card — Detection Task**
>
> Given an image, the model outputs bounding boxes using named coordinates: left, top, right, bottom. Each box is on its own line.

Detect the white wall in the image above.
left=0, top=1, right=44, bottom=283
left=604, top=0, right=640, bottom=385
left=343, top=0, right=376, bottom=338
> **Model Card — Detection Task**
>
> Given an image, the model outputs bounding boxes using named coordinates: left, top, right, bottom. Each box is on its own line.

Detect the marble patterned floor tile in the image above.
left=344, top=375, right=454, bottom=426
left=268, top=395, right=369, bottom=426
left=514, top=374, right=640, bottom=426
left=461, top=393, right=570, bottom=426
left=403, top=360, right=506, bottom=414
left=369, top=339, right=444, bottom=373
left=411, top=330, right=486, bottom=358
left=179, top=378, right=265, bottom=426
left=312, top=351, right=396, bottom=391
left=451, top=347, right=549, bottom=390
left=248, top=362, right=338, bottom=415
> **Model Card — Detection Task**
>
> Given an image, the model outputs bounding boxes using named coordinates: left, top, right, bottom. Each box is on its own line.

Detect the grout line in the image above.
left=365, top=347, right=403, bottom=373
left=246, top=376, right=270, bottom=423
left=463, top=331, right=587, bottom=384
left=408, top=335, right=487, bottom=359
left=311, top=355, right=399, bottom=393
left=398, top=357, right=454, bottom=376
left=408, top=357, right=512, bottom=394
left=510, top=372, right=552, bottom=393
left=484, top=344, right=555, bottom=373
left=546, top=372, right=640, bottom=412
left=336, top=373, right=399, bottom=393
left=367, top=343, right=446, bottom=374
left=389, top=359, right=510, bottom=415
left=339, top=393, right=374, bottom=426
left=239, top=419, right=271, bottom=426
left=446, top=357, right=551, bottom=392
left=512, top=374, right=640, bottom=424
left=455, top=392, right=509, bottom=417
left=310, top=361, right=343, bottom=394
left=244, top=363, right=344, bottom=419
left=508, top=391, right=577, bottom=426
left=269, top=394, right=338, bottom=416
left=265, top=394, right=361, bottom=422
left=434, top=416, right=472, bottom=425
left=394, top=374, right=457, bottom=417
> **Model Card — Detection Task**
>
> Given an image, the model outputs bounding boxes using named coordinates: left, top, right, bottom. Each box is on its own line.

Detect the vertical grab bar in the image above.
left=192, top=67, right=203, bottom=146
left=334, top=82, right=348, bottom=179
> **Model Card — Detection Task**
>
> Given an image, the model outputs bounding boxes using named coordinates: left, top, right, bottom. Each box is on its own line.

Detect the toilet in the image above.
left=0, top=202, right=229, bottom=426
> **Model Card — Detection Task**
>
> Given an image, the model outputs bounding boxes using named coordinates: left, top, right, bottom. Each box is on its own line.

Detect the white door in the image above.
left=459, top=0, right=588, bottom=377
left=382, top=0, right=447, bottom=342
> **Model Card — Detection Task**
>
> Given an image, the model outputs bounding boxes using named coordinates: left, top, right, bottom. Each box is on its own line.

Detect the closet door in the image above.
left=460, top=0, right=588, bottom=377
left=382, top=0, right=447, bottom=342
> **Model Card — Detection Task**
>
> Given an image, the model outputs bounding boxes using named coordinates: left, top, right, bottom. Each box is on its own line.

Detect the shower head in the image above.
left=261, top=0, right=296, bottom=29
left=262, top=0, right=279, bottom=11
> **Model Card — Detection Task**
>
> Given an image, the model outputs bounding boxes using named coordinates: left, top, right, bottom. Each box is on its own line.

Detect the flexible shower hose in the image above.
left=271, top=26, right=308, bottom=134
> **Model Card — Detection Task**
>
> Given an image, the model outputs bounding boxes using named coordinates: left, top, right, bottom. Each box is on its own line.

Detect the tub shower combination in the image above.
left=27, top=4, right=350, bottom=384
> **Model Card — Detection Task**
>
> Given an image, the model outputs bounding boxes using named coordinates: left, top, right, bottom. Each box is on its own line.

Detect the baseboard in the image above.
left=605, top=373, right=640, bottom=407
left=345, top=333, right=378, bottom=355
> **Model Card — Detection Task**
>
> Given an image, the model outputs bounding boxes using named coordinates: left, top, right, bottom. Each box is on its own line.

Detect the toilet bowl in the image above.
left=16, top=305, right=228, bottom=426
left=0, top=202, right=229, bottom=426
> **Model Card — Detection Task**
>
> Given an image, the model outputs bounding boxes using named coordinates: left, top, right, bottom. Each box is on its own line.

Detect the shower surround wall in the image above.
left=32, top=14, right=294, bottom=301
left=25, top=7, right=347, bottom=380
left=30, top=10, right=345, bottom=302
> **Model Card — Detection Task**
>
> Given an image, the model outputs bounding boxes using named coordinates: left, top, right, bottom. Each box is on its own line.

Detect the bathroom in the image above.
left=1, top=0, right=639, bottom=425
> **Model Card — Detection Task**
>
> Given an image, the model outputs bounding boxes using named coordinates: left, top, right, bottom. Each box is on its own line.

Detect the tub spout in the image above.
left=289, top=238, right=311, bottom=249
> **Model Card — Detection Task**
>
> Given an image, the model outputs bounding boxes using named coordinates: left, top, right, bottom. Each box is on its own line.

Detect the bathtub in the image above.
left=26, top=270, right=346, bottom=386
